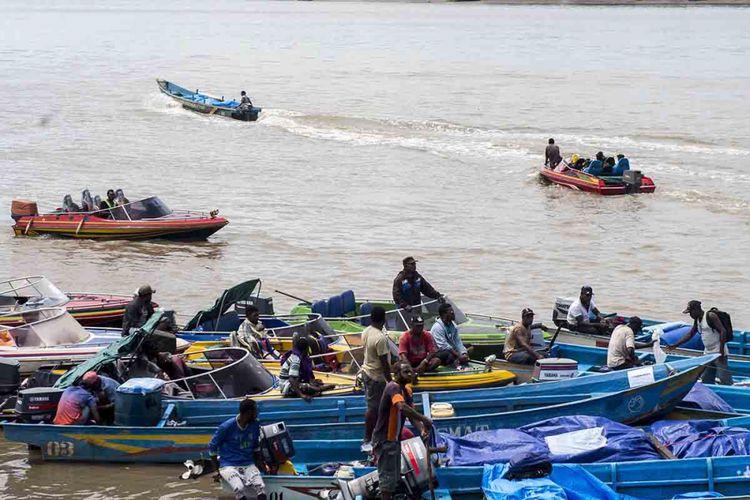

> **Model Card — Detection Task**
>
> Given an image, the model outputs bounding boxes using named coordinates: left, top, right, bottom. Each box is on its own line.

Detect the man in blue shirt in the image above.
left=584, top=151, right=605, bottom=176
left=209, top=398, right=267, bottom=500
left=430, top=303, right=469, bottom=367
left=612, top=154, right=630, bottom=176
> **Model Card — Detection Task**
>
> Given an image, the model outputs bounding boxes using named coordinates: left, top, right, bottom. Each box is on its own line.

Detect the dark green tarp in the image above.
left=54, top=310, right=165, bottom=389
left=183, top=279, right=260, bottom=331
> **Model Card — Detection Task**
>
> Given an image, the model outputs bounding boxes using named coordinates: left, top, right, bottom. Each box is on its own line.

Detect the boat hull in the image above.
left=157, top=79, right=261, bottom=122
left=539, top=166, right=656, bottom=195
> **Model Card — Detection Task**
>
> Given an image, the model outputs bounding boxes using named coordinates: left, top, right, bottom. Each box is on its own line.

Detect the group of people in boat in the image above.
left=61, top=188, right=130, bottom=216
left=544, top=138, right=631, bottom=177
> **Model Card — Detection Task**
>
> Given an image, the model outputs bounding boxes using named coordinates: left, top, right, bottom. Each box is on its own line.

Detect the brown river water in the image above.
left=1, top=0, right=749, bottom=497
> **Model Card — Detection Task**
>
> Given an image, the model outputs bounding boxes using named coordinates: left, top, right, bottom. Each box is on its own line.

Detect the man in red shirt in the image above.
left=398, top=316, right=440, bottom=375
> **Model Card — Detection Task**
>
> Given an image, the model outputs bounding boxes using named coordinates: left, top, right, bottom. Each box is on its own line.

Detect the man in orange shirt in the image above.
left=372, top=362, right=432, bottom=500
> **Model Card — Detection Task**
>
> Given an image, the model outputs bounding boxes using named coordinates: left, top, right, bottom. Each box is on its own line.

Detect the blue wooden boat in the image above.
left=1, top=355, right=713, bottom=462
left=156, top=79, right=261, bottom=122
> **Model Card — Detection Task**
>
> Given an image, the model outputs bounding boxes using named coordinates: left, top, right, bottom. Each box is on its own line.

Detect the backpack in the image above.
left=706, top=307, right=734, bottom=342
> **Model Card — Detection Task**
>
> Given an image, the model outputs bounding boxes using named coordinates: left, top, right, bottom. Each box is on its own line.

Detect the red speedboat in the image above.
left=539, top=166, right=656, bottom=195
left=11, top=196, right=227, bottom=240
left=0, top=276, right=147, bottom=327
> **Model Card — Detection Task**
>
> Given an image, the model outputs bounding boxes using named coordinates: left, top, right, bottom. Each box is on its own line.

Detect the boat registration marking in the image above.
left=627, top=366, right=655, bottom=388
left=46, top=441, right=75, bottom=457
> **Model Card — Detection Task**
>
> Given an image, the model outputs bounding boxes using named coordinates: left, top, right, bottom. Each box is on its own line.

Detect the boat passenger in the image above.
left=668, top=300, right=733, bottom=385
left=239, top=91, right=253, bottom=110
left=233, top=305, right=277, bottom=359
left=209, top=398, right=268, bottom=500
left=373, top=362, right=432, bottom=500
left=612, top=154, right=630, bottom=176
left=100, top=189, right=116, bottom=210
left=392, top=256, right=445, bottom=312
left=572, top=158, right=587, bottom=170
left=398, top=315, right=439, bottom=374
left=545, top=138, right=562, bottom=169
left=430, top=303, right=470, bottom=367
left=566, top=286, right=609, bottom=335
left=607, top=317, right=644, bottom=370
left=53, top=372, right=102, bottom=425
left=115, top=189, right=129, bottom=206
left=361, top=305, right=392, bottom=453
left=81, top=189, right=94, bottom=212
left=602, top=157, right=616, bottom=175
left=584, top=152, right=605, bottom=176
left=62, top=194, right=81, bottom=212
left=279, top=335, right=334, bottom=401
left=504, top=308, right=545, bottom=365
left=121, top=285, right=156, bottom=336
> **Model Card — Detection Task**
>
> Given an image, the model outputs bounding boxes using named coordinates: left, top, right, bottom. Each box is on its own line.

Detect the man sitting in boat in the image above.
left=504, top=308, right=545, bottom=365
left=607, top=317, right=644, bottom=370
left=544, top=138, right=562, bottom=169
left=278, top=335, right=334, bottom=401
left=115, top=189, right=129, bottom=206
left=53, top=371, right=102, bottom=425
left=62, top=194, right=81, bottom=212
left=566, top=286, right=610, bottom=335
left=398, top=315, right=440, bottom=374
left=612, top=154, right=630, bottom=176
left=392, top=256, right=445, bottom=312
left=232, top=305, right=277, bottom=359
left=122, top=285, right=156, bottom=336
left=584, top=152, right=606, bottom=176
left=239, top=91, right=253, bottom=111
left=430, top=303, right=470, bottom=367
left=209, top=398, right=268, bottom=500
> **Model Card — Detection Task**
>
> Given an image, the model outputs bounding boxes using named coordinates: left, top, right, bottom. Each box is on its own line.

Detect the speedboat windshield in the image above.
left=385, top=297, right=468, bottom=331
left=0, top=276, right=70, bottom=312
left=110, top=197, right=173, bottom=221
left=0, top=308, right=88, bottom=348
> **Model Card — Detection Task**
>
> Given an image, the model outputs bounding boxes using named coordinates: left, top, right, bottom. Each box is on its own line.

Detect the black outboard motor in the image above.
left=0, top=359, right=21, bottom=395
left=259, top=422, right=295, bottom=465
left=15, top=387, right=65, bottom=423
left=623, top=170, right=644, bottom=193
left=235, top=296, right=275, bottom=316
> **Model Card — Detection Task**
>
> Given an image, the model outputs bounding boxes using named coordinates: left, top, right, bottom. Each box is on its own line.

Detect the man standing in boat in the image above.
left=392, top=256, right=445, bottom=312
left=545, top=138, right=562, bottom=169
left=121, top=285, right=156, bottom=336
left=566, top=286, right=610, bottom=335
left=361, top=306, right=392, bottom=453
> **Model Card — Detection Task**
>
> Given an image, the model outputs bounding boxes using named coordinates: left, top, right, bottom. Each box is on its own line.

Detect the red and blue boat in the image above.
left=540, top=166, right=656, bottom=195
left=11, top=196, right=228, bottom=240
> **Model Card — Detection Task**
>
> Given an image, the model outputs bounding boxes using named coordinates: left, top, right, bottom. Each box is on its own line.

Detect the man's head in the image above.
left=521, top=308, right=535, bottom=328
left=238, top=397, right=257, bottom=421
left=393, top=361, right=415, bottom=385
left=628, top=316, right=643, bottom=333
left=580, top=286, right=593, bottom=306
left=371, top=305, right=386, bottom=327
left=106, top=189, right=115, bottom=201
left=402, top=256, right=417, bottom=274
left=596, top=152, right=604, bottom=161
left=81, top=371, right=100, bottom=391
left=137, top=284, right=155, bottom=301
left=294, top=334, right=309, bottom=354
left=606, top=157, right=616, bottom=167
left=241, top=91, right=247, bottom=96
left=617, top=154, right=624, bottom=160
left=245, top=304, right=260, bottom=323
left=411, top=315, right=425, bottom=335
left=438, top=302, right=454, bottom=323
left=548, top=138, right=555, bottom=145
left=683, top=300, right=703, bottom=321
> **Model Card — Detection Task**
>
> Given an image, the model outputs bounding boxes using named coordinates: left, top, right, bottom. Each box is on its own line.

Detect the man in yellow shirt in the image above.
left=361, top=306, right=392, bottom=453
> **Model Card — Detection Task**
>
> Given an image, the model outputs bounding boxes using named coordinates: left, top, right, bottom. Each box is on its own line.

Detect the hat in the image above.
left=402, top=256, right=417, bottom=265
left=683, top=300, right=702, bottom=314
left=522, top=308, right=535, bottom=317
left=137, top=284, right=155, bottom=297
left=82, top=371, right=100, bottom=385
left=629, top=316, right=643, bottom=332
left=581, top=286, right=593, bottom=295
left=412, top=315, right=425, bottom=325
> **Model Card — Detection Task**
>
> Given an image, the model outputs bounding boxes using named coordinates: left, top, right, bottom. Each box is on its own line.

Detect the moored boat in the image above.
left=11, top=195, right=228, bottom=240
left=539, top=165, right=656, bottom=195
left=157, top=79, right=262, bottom=122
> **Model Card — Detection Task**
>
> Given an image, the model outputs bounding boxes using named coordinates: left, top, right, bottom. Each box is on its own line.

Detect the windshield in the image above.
left=170, top=348, right=275, bottom=399
left=0, top=308, right=88, bottom=348
left=0, top=276, right=70, bottom=311
left=383, top=297, right=467, bottom=332
left=263, top=314, right=336, bottom=339
left=110, top=197, right=172, bottom=221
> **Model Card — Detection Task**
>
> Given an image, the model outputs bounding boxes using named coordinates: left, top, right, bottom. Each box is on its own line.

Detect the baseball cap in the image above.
left=402, top=256, right=418, bottom=265
left=82, top=371, right=100, bottom=385
left=581, top=286, right=594, bottom=295
left=138, top=284, right=156, bottom=296
left=522, top=308, right=535, bottom=317
left=412, top=315, right=425, bottom=325
left=683, top=300, right=701, bottom=314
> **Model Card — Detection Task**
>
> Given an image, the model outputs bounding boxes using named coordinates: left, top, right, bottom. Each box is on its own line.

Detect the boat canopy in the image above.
left=0, top=276, right=70, bottom=312
left=107, top=196, right=173, bottom=221
left=0, top=308, right=87, bottom=348
left=184, top=279, right=261, bottom=331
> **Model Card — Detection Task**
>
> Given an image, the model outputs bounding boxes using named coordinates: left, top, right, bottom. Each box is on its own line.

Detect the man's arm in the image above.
left=289, top=376, right=311, bottom=401
left=398, top=402, right=432, bottom=438
left=209, top=423, right=228, bottom=476
left=516, top=333, right=542, bottom=360
left=669, top=321, right=699, bottom=349
left=379, top=354, right=392, bottom=383
left=419, top=276, right=441, bottom=302
left=88, top=400, right=102, bottom=424
left=392, top=276, right=407, bottom=309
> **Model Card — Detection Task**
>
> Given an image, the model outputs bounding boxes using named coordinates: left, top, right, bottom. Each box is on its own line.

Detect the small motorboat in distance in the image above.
left=539, top=165, right=656, bottom=195
left=157, top=79, right=262, bottom=122
left=10, top=195, right=228, bottom=240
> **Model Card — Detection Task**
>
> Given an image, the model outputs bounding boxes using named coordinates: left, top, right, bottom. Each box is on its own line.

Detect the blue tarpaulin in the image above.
left=681, top=383, right=735, bottom=413
left=649, top=420, right=750, bottom=458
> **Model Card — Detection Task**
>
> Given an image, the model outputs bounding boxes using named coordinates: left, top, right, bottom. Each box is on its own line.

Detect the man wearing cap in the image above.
left=504, top=309, right=545, bottom=365
left=398, top=316, right=440, bottom=374
left=122, top=285, right=156, bottom=336
left=392, top=257, right=445, bottom=312
left=53, top=372, right=102, bottom=425
left=669, top=301, right=732, bottom=385
left=566, top=286, right=609, bottom=334
left=87, top=371, right=120, bottom=425
left=607, top=317, right=644, bottom=370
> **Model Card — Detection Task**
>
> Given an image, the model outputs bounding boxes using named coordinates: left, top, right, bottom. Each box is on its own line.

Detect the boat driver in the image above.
left=392, top=256, right=445, bottom=312
left=504, top=308, right=545, bottom=365
left=239, top=91, right=253, bottom=111
left=122, top=285, right=156, bottom=336
left=544, top=138, right=562, bottom=169
left=566, top=286, right=610, bottom=335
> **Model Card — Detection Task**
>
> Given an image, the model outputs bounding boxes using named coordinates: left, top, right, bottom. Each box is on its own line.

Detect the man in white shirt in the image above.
left=566, top=286, right=609, bottom=334
left=607, top=317, right=643, bottom=369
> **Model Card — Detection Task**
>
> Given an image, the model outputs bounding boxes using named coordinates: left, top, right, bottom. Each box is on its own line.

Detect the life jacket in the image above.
left=401, top=276, right=422, bottom=295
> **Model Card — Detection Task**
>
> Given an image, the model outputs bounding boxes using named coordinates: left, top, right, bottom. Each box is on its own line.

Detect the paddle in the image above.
left=274, top=289, right=312, bottom=305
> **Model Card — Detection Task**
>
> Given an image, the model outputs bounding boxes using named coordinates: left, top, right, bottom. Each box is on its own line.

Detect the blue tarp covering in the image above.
left=649, top=420, right=750, bottom=458
left=440, top=416, right=660, bottom=466
left=482, top=463, right=639, bottom=500
left=681, top=383, right=735, bottom=413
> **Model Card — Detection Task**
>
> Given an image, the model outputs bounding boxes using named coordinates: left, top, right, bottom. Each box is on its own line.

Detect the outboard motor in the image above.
left=259, top=422, right=295, bottom=465
left=532, top=358, right=578, bottom=382
left=10, top=200, right=38, bottom=222
left=15, top=387, right=65, bottom=423
left=623, top=170, right=644, bottom=192
left=0, top=359, right=20, bottom=394
left=235, top=295, right=275, bottom=316
left=339, top=437, right=431, bottom=500
left=552, top=297, right=573, bottom=327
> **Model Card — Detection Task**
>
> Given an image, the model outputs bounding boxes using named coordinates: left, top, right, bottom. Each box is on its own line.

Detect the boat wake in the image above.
left=661, top=189, right=750, bottom=218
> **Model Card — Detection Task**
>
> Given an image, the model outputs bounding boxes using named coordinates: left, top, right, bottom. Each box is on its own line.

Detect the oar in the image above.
left=274, top=289, right=312, bottom=305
